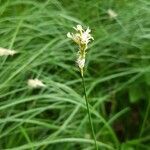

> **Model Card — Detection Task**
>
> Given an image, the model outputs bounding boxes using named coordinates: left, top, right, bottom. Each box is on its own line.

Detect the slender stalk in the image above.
left=139, top=92, right=150, bottom=137
left=80, top=71, right=98, bottom=150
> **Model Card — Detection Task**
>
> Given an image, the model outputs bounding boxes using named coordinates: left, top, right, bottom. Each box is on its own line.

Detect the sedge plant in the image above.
left=67, top=25, right=98, bottom=150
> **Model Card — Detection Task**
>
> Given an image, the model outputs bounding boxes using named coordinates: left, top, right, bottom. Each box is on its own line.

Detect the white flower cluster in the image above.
left=67, top=25, right=93, bottom=49
left=107, top=9, right=118, bottom=19
left=67, top=25, right=93, bottom=76
left=28, top=78, right=46, bottom=89
left=0, top=47, right=17, bottom=56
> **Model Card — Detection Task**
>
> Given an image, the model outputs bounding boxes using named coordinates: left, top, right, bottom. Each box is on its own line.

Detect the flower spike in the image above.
left=67, top=24, right=93, bottom=76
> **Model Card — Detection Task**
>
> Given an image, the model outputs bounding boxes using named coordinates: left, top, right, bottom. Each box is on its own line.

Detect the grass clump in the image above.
left=0, top=0, right=150, bottom=149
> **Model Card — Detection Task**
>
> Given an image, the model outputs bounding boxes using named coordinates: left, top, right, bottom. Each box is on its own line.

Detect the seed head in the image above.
left=0, top=47, right=17, bottom=56
left=107, top=9, right=118, bottom=19
left=67, top=24, right=93, bottom=50
left=67, top=25, right=93, bottom=76
left=28, top=78, right=46, bottom=89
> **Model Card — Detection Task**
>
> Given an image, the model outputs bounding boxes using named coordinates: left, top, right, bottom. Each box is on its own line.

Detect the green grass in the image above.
left=0, top=0, right=150, bottom=149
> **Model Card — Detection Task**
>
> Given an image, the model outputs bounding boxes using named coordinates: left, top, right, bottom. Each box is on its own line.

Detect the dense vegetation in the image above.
left=0, top=0, right=150, bottom=149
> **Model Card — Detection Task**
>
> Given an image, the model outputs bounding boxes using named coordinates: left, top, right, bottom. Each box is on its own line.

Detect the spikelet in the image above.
left=0, top=47, right=17, bottom=56
left=28, top=78, right=46, bottom=89
left=107, top=9, right=118, bottom=19
left=67, top=25, right=93, bottom=76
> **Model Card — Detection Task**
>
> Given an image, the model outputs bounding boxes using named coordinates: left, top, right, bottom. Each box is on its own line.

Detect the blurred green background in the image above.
left=0, top=0, right=150, bottom=149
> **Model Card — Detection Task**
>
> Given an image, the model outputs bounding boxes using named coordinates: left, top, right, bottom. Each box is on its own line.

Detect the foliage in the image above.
left=0, top=0, right=150, bottom=149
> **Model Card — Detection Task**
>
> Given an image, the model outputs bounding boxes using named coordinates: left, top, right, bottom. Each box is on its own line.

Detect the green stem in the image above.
left=80, top=72, right=98, bottom=150
left=139, top=93, right=150, bottom=137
